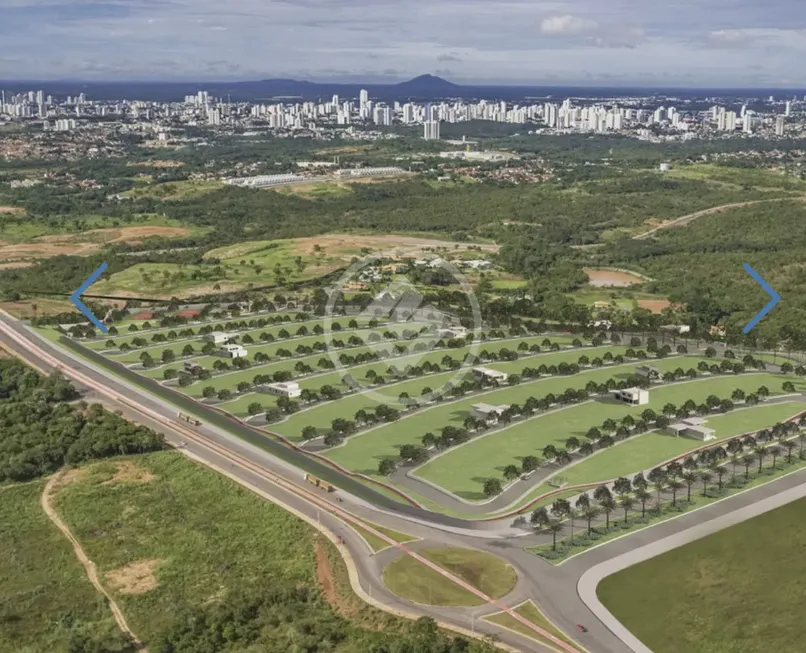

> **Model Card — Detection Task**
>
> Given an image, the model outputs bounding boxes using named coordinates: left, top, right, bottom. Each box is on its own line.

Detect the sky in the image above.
left=2, top=0, right=806, bottom=87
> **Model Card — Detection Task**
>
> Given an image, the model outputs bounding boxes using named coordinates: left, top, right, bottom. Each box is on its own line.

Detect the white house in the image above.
left=220, top=344, right=247, bottom=359
left=472, top=366, right=509, bottom=383
left=612, top=387, right=649, bottom=406
left=661, top=324, right=691, bottom=335
left=667, top=417, right=716, bottom=441
left=265, top=381, right=302, bottom=398
left=438, top=326, right=468, bottom=339
left=470, top=403, right=510, bottom=422
left=204, top=331, right=233, bottom=345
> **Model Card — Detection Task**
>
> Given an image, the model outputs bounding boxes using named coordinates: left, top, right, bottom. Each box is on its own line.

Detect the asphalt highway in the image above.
left=4, top=312, right=806, bottom=653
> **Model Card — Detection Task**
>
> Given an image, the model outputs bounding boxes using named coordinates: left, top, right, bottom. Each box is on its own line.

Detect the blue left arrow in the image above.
left=71, top=263, right=109, bottom=334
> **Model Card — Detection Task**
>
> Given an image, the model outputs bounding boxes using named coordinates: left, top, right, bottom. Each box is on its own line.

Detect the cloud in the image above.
left=540, top=14, right=598, bottom=35
left=708, top=29, right=753, bottom=47
left=2, top=0, right=806, bottom=86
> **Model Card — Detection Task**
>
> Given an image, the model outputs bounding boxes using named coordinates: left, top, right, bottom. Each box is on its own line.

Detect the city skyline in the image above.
left=3, top=0, right=806, bottom=87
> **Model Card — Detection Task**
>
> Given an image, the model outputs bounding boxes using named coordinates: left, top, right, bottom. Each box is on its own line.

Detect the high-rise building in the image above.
left=359, top=89, right=369, bottom=108
left=785, top=101, right=792, bottom=117
left=775, top=115, right=785, bottom=136
left=423, top=120, right=440, bottom=140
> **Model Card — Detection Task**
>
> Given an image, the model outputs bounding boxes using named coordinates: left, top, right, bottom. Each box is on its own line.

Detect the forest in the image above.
left=0, top=359, right=164, bottom=482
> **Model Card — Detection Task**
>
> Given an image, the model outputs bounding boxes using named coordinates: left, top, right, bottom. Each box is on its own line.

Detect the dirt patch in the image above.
left=584, top=267, right=646, bottom=288
left=638, top=299, right=672, bottom=313
left=0, top=206, right=24, bottom=214
left=292, top=234, right=498, bottom=259
left=105, top=559, right=161, bottom=595
left=102, top=461, right=156, bottom=485
left=0, top=261, right=33, bottom=269
left=315, top=537, right=359, bottom=619
left=0, top=226, right=190, bottom=260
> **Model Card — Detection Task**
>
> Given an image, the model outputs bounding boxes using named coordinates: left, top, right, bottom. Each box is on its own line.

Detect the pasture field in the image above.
left=414, top=373, right=798, bottom=500
left=0, top=482, right=124, bottom=653
left=597, top=495, right=806, bottom=653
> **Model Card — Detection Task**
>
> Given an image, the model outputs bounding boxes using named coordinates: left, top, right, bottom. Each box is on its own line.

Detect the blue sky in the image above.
left=2, top=0, right=806, bottom=86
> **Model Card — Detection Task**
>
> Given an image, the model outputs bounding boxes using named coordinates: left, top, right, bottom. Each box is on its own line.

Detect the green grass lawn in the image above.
left=597, top=495, right=806, bottom=653
left=0, top=482, right=125, bottom=652
left=382, top=547, right=516, bottom=607
left=170, top=328, right=492, bottom=395
left=324, top=353, right=696, bottom=477
left=271, top=339, right=602, bottom=439
left=414, top=372, right=799, bottom=500
left=560, top=401, right=806, bottom=486
left=94, top=314, right=365, bottom=354
left=111, top=319, right=401, bottom=364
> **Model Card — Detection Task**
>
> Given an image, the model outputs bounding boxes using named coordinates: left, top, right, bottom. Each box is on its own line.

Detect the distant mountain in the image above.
left=394, top=74, right=460, bottom=93
left=0, top=75, right=799, bottom=103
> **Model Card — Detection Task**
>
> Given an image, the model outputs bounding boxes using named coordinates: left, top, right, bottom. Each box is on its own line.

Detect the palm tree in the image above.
left=742, top=454, right=756, bottom=480
left=619, top=495, right=635, bottom=524
left=547, top=519, right=563, bottom=551
left=635, top=488, right=651, bottom=519
left=647, top=467, right=667, bottom=502
left=753, top=445, right=766, bottom=474
left=699, top=470, right=713, bottom=496
left=783, top=440, right=796, bottom=464
left=600, top=497, right=617, bottom=529
left=714, top=465, right=727, bottom=492
left=583, top=506, right=601, bottom=536
left=668, top=478, right=684, bottom=507
left=681, top=471, right=697, bottom=502
left=769, top=445, right=783, bottom=470
left=729, top=453, right=741, bottom=482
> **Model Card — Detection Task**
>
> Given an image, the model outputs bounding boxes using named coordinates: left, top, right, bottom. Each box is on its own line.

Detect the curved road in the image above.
left=3, top=312, right=806, bottom=653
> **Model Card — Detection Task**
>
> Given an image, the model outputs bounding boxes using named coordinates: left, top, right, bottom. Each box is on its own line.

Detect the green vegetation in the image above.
left=0, top=482, right=132, bottom=653
left=382, top=547, right=516, bottom=607
left=0, top=359, right=163, bottom=483
left=51, top=452, right=497, bottom=653
left=597, top=496, right=806, bottom=653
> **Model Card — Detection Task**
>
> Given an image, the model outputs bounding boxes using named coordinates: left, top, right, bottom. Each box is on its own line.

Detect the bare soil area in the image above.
left=102, top=461, right=156, bottom=485
left=314, top=537, right=360, bottom=619
left=0, top=226, right=190, bottom=260
left=584, top=268, right=645, bottom=288
left=0, top=261, right=33, bottom=269
left=0, top=205, right=24, bottom=214
left=638, top=299, right=672, bottom=313
left=105, top=559, right=161, bottom=595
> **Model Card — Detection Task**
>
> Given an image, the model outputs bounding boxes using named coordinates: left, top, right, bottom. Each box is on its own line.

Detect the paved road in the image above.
left=0, top=313, right=570, bottom=653
left=6, top=314, right=806, bottom=653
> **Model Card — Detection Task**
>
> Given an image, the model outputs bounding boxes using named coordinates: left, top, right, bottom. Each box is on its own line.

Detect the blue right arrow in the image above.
left=70, top=263, right=109, bottom=334
left=743, top=263, right=780, bottom=334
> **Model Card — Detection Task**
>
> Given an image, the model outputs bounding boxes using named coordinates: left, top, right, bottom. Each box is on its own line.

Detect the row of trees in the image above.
left=532, top=416, right=806, bottom=551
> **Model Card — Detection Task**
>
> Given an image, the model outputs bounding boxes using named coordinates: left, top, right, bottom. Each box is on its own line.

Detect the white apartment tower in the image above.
left=423, top=120, right=440, bottom=140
